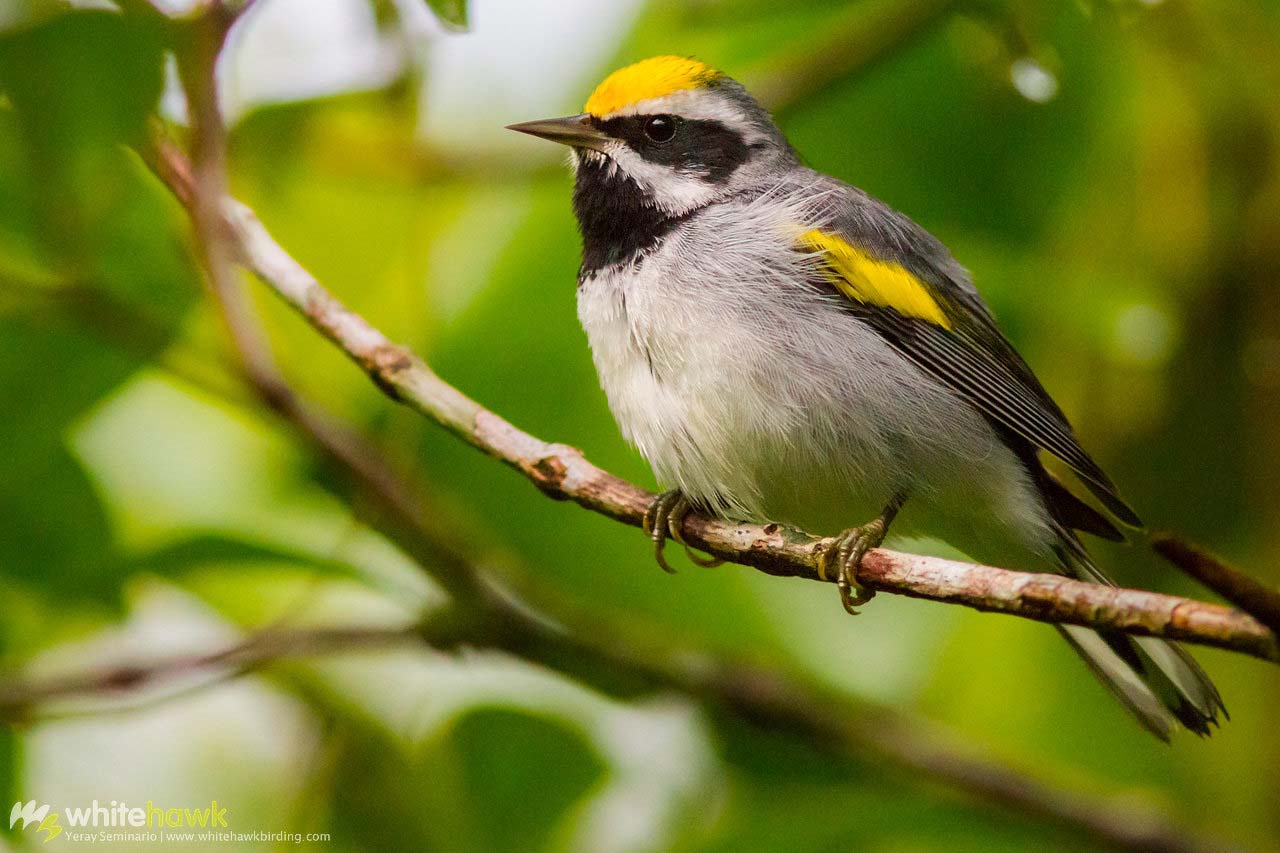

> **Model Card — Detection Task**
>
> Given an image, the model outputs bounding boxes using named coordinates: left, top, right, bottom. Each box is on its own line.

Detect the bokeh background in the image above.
left=2, top=0, right=1279, bottom=850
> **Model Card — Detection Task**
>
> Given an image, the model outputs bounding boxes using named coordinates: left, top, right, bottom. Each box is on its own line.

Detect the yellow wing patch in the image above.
left=584, top=56, right=721, bottom=117
left=799, top=229, right=952, bottom=329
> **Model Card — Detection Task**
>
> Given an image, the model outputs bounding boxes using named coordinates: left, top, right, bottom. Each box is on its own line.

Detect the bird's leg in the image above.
left=642, top=489, right=725, bottom=574
left=817, top=494, right=905, bottom=615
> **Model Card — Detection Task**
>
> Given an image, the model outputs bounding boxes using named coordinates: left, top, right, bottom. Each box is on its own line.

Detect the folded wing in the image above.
left=798, top=217, right=1141, bottom=528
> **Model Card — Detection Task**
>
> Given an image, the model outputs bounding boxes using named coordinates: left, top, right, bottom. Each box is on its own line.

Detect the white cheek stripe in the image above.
left=607, top=146, right=719, bottom=216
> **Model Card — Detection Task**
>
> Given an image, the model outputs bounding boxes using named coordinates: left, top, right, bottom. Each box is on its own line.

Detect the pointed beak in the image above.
left=506, top=113, right=610, bottom=152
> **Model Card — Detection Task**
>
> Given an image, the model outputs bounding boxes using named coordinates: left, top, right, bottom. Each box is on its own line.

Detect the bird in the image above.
left=507, top=55, right=1224, bottom=739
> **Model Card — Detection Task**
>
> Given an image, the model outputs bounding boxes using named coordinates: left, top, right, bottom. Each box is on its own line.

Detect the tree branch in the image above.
left=148, top=136, right=1278, bottom=664
left=1153, top=533, right=1280, bottom=637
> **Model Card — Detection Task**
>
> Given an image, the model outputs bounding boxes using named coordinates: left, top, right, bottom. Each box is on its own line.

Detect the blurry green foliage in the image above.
left=424, top=0, right=468, bottom=31
left=317, top=707, right=603, bottom=851
left=0, top=10, right=199, bottom=616
left=1, top=0, right=1279, bottom=850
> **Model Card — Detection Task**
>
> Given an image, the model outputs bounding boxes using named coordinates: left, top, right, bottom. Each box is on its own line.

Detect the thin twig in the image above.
left=0, top=625, right=423, bottom=719
left=149, top=139, right=1279, bottom=662
left=1152, top=533, right=1280, bottom=637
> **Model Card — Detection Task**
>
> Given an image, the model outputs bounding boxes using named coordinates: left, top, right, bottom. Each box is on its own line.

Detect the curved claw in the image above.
left=818, top=519, right=886, bottom=615
left=665, top=498, right=725, bottom=568
left=643, top=490, right=725, bottom=573
left=837, top=572, right=875, bottom=615
left=644, top=490, right=685, bottom=574
left=682, top=545, right=725, bottom=568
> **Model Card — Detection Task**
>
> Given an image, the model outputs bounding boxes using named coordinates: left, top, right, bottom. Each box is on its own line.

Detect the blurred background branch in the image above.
left=0, top=611, right=1225, bottom=853
left=1153, top=533, right=1280, bottom=636
left=0, top=624, right=424, bottom=719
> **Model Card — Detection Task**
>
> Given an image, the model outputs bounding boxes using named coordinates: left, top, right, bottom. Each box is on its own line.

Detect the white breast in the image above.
left=576, top=190, right=1053, bottom=561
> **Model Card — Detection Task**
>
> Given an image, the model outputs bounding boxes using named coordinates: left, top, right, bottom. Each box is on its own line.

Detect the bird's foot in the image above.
left=816, top=519, right=888, bottom=614
left=642, top=490, right=725, bottom=574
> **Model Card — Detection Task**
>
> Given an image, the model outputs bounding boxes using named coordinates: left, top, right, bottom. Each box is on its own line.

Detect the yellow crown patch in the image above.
left=584, top=56, right=721, bottom=117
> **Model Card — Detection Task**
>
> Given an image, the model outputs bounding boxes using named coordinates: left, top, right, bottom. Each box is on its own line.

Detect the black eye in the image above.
left=643, top=115, right=677, bottom=144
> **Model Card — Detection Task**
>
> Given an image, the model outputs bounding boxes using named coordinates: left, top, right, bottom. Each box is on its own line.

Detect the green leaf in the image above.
left=0, top=10, right=164, bottom=144
left=424, top=0, right=468, bottom=31
left=0, top=443, right=117, bottom=605
left=448, top=709, right=603, bottom=852
left=0, top=315, right=136, bottom=625
left=0, top=7, right=194, bottom=326
left=121, top=533, right=437, bottom=628
left=320, top=707, right=603, bottom=852
left=0, top=9, right=192, bottom=308
left=0, top=10, right=199, bottom=609
left=0, top=11, right=167, bottom=258
left=128, top=533, right=370, bottom=585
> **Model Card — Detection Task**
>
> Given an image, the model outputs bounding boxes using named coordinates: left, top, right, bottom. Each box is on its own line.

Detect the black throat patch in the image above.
left=572, top=155, right=695, bottom=278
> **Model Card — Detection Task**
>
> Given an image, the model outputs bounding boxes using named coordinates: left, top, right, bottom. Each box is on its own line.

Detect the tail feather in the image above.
left=1056, top=625, right=1178, bottom=740
left=1132, top=636, right=1227, bottom=727
left=1055, top=546, right=1226, bottom=739
left=996, top=424, right=1223, bottom=738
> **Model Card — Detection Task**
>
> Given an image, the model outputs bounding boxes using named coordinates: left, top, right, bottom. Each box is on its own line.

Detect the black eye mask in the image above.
left=597, top=114, right=751, bottom=183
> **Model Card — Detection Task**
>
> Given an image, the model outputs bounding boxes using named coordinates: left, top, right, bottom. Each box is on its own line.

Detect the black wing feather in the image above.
left=844, top=302, right=1142, bottom=528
